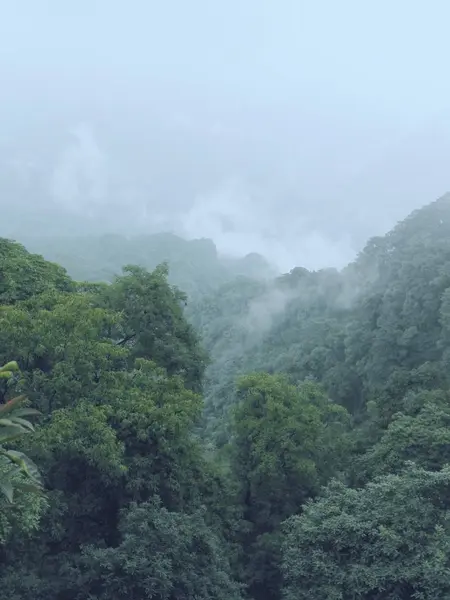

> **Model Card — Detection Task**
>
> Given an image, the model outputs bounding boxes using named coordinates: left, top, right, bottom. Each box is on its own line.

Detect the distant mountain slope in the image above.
left=21, top=232, right=277, bottom=298
left=190, top=193, right=450, bottom=438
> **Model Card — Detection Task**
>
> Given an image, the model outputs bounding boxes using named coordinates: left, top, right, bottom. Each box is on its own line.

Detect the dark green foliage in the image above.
left=0, top=238, right=73, bottom=304
left=0, top=239, right=239, bottom=598
left=3, top=195, right=450, bottom=600
left=0, top=360, right=45, bottom=542
left=282, top=465, right=450, bottom=600
left=76, top=498, right=243, bottom=600
left=104, top=264, right=207, bottom=391
left=191, top=194, right=450, bottom=429
left=231, top=373, right=350, bottom=600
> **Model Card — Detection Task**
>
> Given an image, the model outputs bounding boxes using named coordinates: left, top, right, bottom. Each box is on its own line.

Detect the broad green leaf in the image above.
left=0, top=427, right=28, bottom=443
left=6, top=451, right=43, bottom=486
left=0, top=361, right=19, bottom=373
left=7, top=417, right=35, bottom=432
left=0, top=480, right=14, bottom=503
left=9, top=408, right=41, bottom=418
left=0, top=396, right=27, bottom=416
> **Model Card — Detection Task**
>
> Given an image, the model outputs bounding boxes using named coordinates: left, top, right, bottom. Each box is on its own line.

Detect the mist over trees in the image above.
left=0, top=194, right=450, bottom=598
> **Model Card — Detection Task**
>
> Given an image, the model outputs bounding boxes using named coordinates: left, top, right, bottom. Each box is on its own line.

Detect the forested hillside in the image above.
left=2, top=195, right=450, bottom=599
left=191, top=193, right=450, bottom=439
left=21, top=232, right=276, bottom=299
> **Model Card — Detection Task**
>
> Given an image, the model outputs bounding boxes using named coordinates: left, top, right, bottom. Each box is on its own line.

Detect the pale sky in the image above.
left=1, top=0, right=450, bottom=269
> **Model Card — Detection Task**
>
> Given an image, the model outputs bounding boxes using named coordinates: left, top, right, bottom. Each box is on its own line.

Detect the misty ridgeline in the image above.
left=1, top=192, right=450, bottom=599
left=5, top=1, right=450, bottom=598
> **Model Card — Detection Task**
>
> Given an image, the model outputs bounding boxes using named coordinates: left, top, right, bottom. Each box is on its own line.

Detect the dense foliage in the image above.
left=2, top=194, right=450, bottom=599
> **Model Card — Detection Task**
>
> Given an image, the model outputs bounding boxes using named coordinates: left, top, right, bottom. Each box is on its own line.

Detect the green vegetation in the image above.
left=22, top=232, right=276, bottom=298
left=0, top=360, right=45, bottom=543
left=2, top=194, right=450, bottom=599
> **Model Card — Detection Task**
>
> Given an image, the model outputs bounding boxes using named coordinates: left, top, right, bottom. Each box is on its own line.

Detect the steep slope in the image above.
left=192, top=193, right=450, bottom=436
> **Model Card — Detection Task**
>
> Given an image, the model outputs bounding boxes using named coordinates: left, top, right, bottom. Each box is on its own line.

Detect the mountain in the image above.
left=189, top=192, right=450, bottom=437
left=20, top=232, right=277, bottom=298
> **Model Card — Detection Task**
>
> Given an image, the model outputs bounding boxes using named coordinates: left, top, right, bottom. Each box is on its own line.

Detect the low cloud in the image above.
left=50, top=123, right=108, bottom=215
left=180, top=178, right=356, bottom=271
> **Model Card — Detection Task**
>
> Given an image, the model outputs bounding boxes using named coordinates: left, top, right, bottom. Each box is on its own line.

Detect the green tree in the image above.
left=0, top=355, right=233, bottom=598
left=0, top=290, right=126, bottom=412
left=0, top=361, right=45, bottom=543
left=0, top=238, right=73, bottom=304
left=75, top=497, right=243, bottom=600
left=104, top=264, right=207, bottom=391
left=354, top=389, right=450, bottom=484
left=0, top=361, right=42, bottom=499
left=282, top=465, right=450, bottom=600
left=231, top=372, right=349, bottom=600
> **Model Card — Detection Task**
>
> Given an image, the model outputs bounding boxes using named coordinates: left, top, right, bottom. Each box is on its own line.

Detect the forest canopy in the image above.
left=2, top=194, right=450, bottom=600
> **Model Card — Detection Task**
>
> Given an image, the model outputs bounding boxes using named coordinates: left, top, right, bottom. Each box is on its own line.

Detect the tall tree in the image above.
left=282, top=465, right=450, bottom=600
left=231, top=372, right=349, bottom=600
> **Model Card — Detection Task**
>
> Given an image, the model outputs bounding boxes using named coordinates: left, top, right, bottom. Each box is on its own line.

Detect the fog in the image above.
left=2, top=0, right=450, bottom=271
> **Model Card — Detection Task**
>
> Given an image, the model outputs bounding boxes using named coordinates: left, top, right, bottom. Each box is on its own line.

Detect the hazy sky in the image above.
left=1, top=1, right=450, bottom=270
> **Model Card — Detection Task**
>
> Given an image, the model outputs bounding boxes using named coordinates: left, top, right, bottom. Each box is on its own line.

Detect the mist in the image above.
left=2, top=0, right=450, bottom=271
